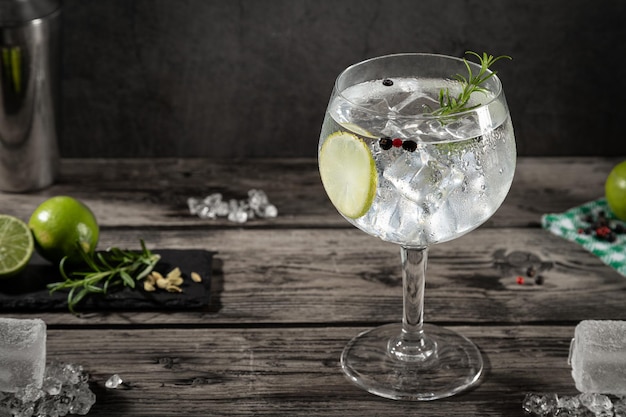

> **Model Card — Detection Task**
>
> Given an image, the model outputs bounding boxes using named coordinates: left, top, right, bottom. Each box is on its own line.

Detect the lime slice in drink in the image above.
left=0, top=214, right=34, bottom=277
left=339, top=123, right=377, bottom=138
left=319, top=131, right=377, bottom=219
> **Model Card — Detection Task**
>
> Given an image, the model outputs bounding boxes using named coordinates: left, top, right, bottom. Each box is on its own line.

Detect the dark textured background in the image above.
left=59, top=0, right=626, bottom=158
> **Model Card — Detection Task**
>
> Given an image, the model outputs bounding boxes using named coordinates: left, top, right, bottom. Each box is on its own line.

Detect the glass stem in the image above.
left=388, top=246, right=437, bottom=362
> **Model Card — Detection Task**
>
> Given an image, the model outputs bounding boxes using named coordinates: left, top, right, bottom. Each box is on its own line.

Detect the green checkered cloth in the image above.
left=541, top=198, right=626, bottom=277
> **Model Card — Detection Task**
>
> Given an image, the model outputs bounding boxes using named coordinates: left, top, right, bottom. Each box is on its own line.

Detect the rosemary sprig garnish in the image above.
left=48, top=239, right=161, bottom=313
left=432, top=51, right=511, bottom=117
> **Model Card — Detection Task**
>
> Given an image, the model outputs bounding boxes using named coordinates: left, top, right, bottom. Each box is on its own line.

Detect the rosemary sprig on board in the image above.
left=48, top=239, right=161, bottom=313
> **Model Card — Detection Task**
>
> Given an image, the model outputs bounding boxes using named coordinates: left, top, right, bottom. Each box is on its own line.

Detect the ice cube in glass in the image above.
left=383, top=151, right=464, bottom=207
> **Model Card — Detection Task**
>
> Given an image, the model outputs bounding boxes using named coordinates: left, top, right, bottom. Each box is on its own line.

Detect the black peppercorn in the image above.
left=379, top=137, right=393, bottom=150
left=579, top=211, right=624, bottom=243
left=402, top=140, right=418, bottom=152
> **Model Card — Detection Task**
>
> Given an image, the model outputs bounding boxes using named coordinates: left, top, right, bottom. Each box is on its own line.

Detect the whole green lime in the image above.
left=28, top=196, right=99, bottom=264
left=605, top=160, right=626, bottom=221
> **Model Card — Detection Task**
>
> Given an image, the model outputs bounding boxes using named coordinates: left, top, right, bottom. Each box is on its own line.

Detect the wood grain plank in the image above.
left=46, top=325, right=576, bottom=417
left=6, top=226, right=624, bottom=326
left=0, top=157, right=618, bottom=228
left=0, top=157, right=618, bottom=416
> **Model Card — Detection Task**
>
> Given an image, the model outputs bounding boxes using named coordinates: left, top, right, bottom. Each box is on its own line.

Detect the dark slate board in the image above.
left=0, top=250, right=213, bottom=311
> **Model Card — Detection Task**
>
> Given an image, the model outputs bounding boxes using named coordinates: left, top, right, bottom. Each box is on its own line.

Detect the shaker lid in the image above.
left=0, top=0, right=60, bottom=26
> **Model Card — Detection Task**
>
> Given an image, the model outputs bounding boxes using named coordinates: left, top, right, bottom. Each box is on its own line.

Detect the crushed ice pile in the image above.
left=523, top=392, right=626, bottom=417
left=187, top=189, right=277, bottom=223
left=524, top=320, right=626, bottom=416
left=0, top=361, right=95, bottom=417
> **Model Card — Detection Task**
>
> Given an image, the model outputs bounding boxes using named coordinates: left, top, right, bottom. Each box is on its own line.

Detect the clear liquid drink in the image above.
left=320, top=76, right=516, bottom=247
left=317, top=53, right=516, bottom=401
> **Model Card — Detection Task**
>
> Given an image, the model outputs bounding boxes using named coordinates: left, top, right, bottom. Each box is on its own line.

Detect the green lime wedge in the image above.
left=0, top=214, right=34, bottom=277
left=319, top=131, right=377, bottom=219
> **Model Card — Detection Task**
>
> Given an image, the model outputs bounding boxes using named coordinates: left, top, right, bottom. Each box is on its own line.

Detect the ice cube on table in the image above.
left=570, top=320, right=626, bottom=395
left=0, top=318, right=46, bottom=393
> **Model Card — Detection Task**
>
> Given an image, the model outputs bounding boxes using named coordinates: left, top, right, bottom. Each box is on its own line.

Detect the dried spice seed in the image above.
left=143, top=266, right=189, bottom=294
left=580, top=211, right=625, bottom=242
left=379, top=137, right=420, bottom=153
left=156, top=277, right=169, bottom=289
left=144, top=281, right=156, bottom=292
left=191, top=272, right=202, bottom=283
left=595, top=226, right=612, bottom=239
left=145, top=273, right=156, bottom=285
left=166, top=267, right=182, bottom=279
left=379, top=137, right=393, bottom=150
left=534, top=275, right=544, bottom=285
left=526, top=266, right=536, bottom=277
left=382, top=79, right=393, bottom=86
left=516, top=276, right=525, bottom=285
left=166, top=284, right=183, bottom=293
left=402, top=140, right=417, bottom=152
left=168, top=276, right=184, bottom=286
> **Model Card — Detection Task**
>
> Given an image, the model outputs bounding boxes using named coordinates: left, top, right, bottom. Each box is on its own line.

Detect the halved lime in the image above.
left=319, top=131, right=377, bottom=219
left=0, top=214, right=34, bottom=277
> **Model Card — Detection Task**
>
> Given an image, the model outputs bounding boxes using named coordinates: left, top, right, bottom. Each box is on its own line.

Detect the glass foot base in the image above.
left=341, top=323, right=483, bottom=401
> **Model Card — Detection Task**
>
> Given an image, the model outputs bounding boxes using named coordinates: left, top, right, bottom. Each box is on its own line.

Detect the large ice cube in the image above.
left=570, top=320, right=626, bottom=395
left=383, top=152, right=464, bottom=208
left=0, top=318, right=46, bottom=392
left=390, top=89, right=434, bottom=116
left=381, top=118, right=451, bottom=141
left=443, top=114, right=483, bottom=140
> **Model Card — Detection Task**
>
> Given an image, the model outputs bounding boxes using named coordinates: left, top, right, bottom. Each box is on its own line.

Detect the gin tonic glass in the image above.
left=318, top=53, right=516, bottom=400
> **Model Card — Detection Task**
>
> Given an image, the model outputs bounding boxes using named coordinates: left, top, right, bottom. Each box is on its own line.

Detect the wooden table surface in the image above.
left=1, top=157, right=624, bottom=416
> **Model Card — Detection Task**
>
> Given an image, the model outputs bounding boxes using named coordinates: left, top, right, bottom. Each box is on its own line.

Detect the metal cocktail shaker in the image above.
left=0, top=0, right=60, bottom=192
